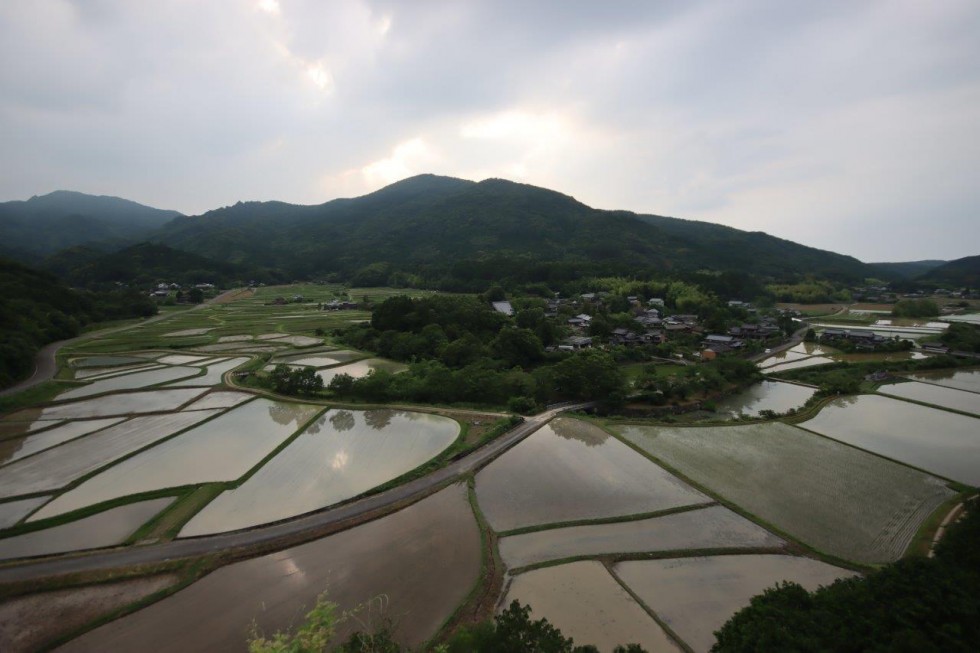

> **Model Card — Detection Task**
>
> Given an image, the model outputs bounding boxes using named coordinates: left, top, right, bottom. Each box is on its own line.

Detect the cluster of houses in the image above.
left=148, top=282, right=214, bottom=299
left=321, top=299, right=359, bottom=311
left=819, top=328, right=892, bottom=348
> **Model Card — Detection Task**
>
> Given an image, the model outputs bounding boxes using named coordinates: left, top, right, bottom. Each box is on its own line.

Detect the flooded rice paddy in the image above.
left=712, top=380, right=816, bottom=418
left=0, top=496, right=50, bottom=529
left=616, top=422, right=954, bottom=563
left=74, top=363, right=160, bottom=380
left=0, top=410, right=222, bottom=500
left=60, top=484, right=480, bottom=652
left=70, top=355, right=152, bottom=368
left=0, top=574, right=179, bottom=653
left=167, top=357, right=249, bottom=387
left=277, top=351, right=362, bottom=367
left=498, top=505, right=783, bottom=569
left=0, top=498, right=174, bottom=560
left=32, top=400, right=321, bottom=519
left=615, top=555, right=857, bottom=653
left=0, top=418, right=126, bottom=465
left=502, top=561, right=681, bottom=652
left=801, top=394, right=980, bottom=485
left=315, top=358, right=408, bottom=384
left=878, top=381, right=980, bottom=416
left=182, top=390, right=254, bottom=410
left=156, top=354, right=210, bottom=365
left=762, top=356, right=835, bottom=374
left=476, top=418, right=707, bottom=532
left=905, top=368, right=980, bottom=394
left=58, top=367, right=202, bottom=400
left=32, top=388, right=206, bottom=420
left=179, top=410, right=458, bottom=536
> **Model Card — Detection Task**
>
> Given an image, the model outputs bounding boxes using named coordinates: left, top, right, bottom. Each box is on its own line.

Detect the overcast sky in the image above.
left=2, top=1, right=978, bottom=262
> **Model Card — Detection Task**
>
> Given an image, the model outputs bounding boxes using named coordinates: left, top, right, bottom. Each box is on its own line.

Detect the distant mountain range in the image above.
left=1, top=176, right=976, bottom=289
left=0, top=191, right=181, bottom=258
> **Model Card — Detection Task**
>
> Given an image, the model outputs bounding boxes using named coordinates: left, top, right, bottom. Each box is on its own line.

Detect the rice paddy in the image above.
left=878, top=381, right=980, bottom=416
left=0, top=417, right=126, bottom=465
left=315, top=358, right=408, bottom=384
left=905, top=368, right=980, bottom=394
left=614, top=555, right=857, bottom=653
left=30, top=388, right=206, bottom=420
left=476, top=418, right=708, bottom=532
left=615, top=421, right=955, bottom=563
left=801, top=394, right=980, bottom=485
left=0, top=496, right=50, bottom=529
left=57, top=366, right=203, bottom=400
left=711, top=380, right=816, bottom=418
left=498, top=505, right=784, bottom=569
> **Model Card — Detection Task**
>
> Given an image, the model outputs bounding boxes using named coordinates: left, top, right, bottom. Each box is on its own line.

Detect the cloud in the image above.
left=0, top=0, right=978, bottom=260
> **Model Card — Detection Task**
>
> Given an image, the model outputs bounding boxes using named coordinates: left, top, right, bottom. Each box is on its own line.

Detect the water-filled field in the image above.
left=30, top=388, right=206, bottom=420
left=32, top=400, right=321, bottom=520
left=712, top=380, right=816, bottom=418
left=0, top=417, right=125, bottom=465
left=801, top=394, right=980, bottom=485
left=0, top=410, right=221, bottom=499
left=615, top=422, right=954, bottom=563
left=476, top=418, right=707, bottom=532
left=615, top=555, right=856, bottom=653
left=0, top=496, right=50, bottom=529
left=906, top=368, right=980, bottom=394
left=74, top=363, right=160, bottom=379
left=759, top=349, right=811, bottom=368
left=315, top=358, right=408, bottom=384
left=879, top=381, right=980, bottom=416
left=762, top=356, right=835, bottom=374
left=182, top=390, right=254, bottom=410
left=0, top=498, right=174, bottom=560
left=502, top=561, right=681, bottom=652
left=60, top=484, right=481, bottom=652
left=179, top=410, right=459, bottom=536
left=58, top=366, right=202, bottom=400
left=167, top=357, right=249, bottom=387
left=498, top=505, right=783, bottom=569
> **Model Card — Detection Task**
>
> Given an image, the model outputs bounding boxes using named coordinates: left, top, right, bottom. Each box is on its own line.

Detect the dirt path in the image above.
left=0, top=403, right=592, bottom=585
left=0, top=289, right=245, bottom=398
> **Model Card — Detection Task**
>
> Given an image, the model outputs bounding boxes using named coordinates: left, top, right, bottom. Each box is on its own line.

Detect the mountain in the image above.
left=915, top=255, right=980, bottom=288
left=154, top=174, right=874, bottom=286
left=0, top=191, right=183, bottom=259
left=867, top=260, right=947, bottom=279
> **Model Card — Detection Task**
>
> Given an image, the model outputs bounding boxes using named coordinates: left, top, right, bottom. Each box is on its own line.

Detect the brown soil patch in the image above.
left=211, top=288, right=255, bottom=304
left=0, top=574, right=177, bottom=653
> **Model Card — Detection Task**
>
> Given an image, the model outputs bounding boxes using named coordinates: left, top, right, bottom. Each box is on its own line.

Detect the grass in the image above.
left=0, top=381, right=73, bottom=416
left=127, top=483, right=229, bottom=543
left=495, top=503, right=715, bottom=538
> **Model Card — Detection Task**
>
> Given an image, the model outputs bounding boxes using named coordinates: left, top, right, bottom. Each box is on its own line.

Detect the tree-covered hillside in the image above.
left=915, top=255, right=980, bottom=288
left=154, top=175, right=876, bottom=287
left=0, top=259, right=157, bottom=388
left=0, top=191, right=182, bottom=260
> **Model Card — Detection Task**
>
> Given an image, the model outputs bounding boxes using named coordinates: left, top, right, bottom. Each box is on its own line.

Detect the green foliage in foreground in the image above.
left=269, top=364, right=324, bottom=396
left=712, top=498, right=980, bottom=652
left=248, top=595, right=647, bottom=653
left=939, top=322, right=980, bottom=353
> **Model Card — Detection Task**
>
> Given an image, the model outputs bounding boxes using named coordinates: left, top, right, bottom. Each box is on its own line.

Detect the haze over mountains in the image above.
left=1, top=175, right=976, bottom=289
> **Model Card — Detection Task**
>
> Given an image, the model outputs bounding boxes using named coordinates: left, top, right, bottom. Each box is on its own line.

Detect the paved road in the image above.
left=0, top=292, right=236, bottom=398
left=0, top=402, right=592, bottom=584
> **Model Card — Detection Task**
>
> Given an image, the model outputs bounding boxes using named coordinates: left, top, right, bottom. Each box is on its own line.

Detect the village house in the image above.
left=559, top=335, right=593, bottom=351
left=491, top=300, right=514, bottom=316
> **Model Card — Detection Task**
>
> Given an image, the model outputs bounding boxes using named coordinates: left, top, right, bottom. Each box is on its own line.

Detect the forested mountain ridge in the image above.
left=0, top=191, right=182, bottom=259
left=915, top=255, right=980, bottom=288
left=153, top=174, right=874, bottom=286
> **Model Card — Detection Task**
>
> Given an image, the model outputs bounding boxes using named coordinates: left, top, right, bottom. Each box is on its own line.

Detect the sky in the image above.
left=1, top=0, right=978, bottom=262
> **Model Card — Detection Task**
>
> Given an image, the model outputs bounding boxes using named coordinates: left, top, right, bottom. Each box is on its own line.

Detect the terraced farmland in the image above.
left=878, top=381, right=980, bottom=416
left=615, top=421, right=955, bottom=563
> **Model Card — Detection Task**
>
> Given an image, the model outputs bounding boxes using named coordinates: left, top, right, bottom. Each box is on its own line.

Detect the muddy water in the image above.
left=0, top=410, right=221, bottom=500
left=476, top=418, right=707, bottom=532
left=713, top=381, right=815, bottom=418
left=59, top=484, right=480, bottom=652
left=906, top=368, right=980, bottom=394
left=32, top=400, right=321, bottom=519
left=0, top=574, right=178, bottom=653
left=179, top=410, right=458, bottom=536
left=502, top=561, right=681, bottom=652
left=615, top=555, right=856, bottom=653
left=0, top=418, right=126, bottom=466
left=58, top=367, right=202, bottom=400
left=802, top=394, right=980, bottom=485
left=0, top=497, right=174, bottom=560
left=0, top=496, right=50, bottom=529
left=35, top=388, right=206, bottom=420
left=879, top=382, right=980, bottom=416
left=499, top=505, right=783, bottom=569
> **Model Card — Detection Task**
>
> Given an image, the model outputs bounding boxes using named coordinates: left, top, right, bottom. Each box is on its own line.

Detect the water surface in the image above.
left=713, top=380, right=815, bottom=418
left=878, top=381, right=980, bottom=416
left=0, top=418, right=126, bottom=465
left=906, top=368, right=980, bottom=394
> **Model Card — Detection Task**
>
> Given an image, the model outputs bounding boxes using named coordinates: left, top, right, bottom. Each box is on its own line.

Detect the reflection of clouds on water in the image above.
left=330, top=410, right=356, bottom=432
left=364, top=410, right=393, bottom=431
left=549, top=418, right=605, bottom=448
left=331, top=451, right=349, bottom=470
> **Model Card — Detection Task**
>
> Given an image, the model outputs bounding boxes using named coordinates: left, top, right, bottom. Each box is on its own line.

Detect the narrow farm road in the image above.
left=0, top=402, right=593, bottom=584
left=0, top=290, right=239, bottom=398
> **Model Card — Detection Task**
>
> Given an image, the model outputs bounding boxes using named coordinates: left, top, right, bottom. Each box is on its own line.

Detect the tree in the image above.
left=188, top=287, right=205, bottom=303
left=550, top=349, right=626, bottom=406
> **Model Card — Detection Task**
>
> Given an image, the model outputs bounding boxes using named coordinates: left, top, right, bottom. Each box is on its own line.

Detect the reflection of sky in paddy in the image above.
left=179, top=410, right=458, bottom=536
